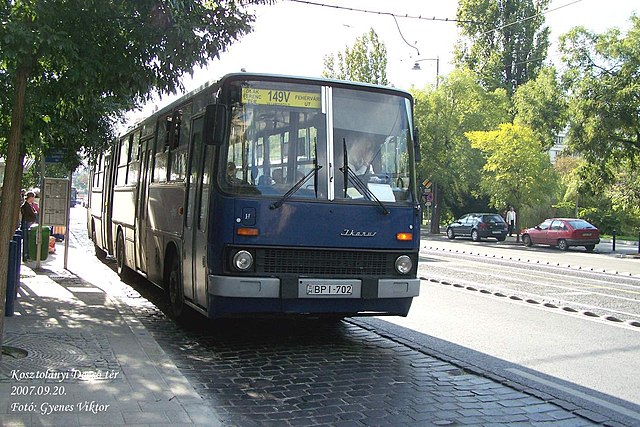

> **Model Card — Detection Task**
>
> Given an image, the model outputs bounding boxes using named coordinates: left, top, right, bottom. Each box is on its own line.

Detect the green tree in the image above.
left=512, top=66, right=567, bottom=149
left=0, top=0, right=271, bottom=349
left=322, top=28, right=388, bottom=85
left=412, top=68, right=510, bottom=233
left=466, top=123, right=558, bottom=236
left=559, top=16, right=640, bottom=168
left=455, top=0, right=550, bottom=95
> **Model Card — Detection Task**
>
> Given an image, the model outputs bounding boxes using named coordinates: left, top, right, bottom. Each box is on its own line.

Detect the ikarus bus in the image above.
left=88, top=73, right=421, bottom=320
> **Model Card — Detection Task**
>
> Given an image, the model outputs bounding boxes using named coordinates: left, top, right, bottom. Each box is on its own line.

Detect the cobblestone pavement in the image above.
left=65, top=215, right=618, bottom=426
left=111, top=280, right=605, bottom=426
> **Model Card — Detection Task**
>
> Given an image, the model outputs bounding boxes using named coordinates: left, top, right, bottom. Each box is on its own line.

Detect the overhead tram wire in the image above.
left=480, top=0, right=584, bottom=36
left=288, top=0, right=585, bottom=39
left=286, top=0, right=481, bottom=25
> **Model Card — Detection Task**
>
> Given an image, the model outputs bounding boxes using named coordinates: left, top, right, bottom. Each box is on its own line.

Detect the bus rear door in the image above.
left=135, top=137, right=153, bottom=273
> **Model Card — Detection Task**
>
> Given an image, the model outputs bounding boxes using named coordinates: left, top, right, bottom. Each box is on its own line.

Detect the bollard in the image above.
left=13, top=233, right=22, bottom=297
left=612, top=229, right=616, bottom=252
left=5, top=240, right=17, bottom=316
left=638, top=230, right=640, bottom=254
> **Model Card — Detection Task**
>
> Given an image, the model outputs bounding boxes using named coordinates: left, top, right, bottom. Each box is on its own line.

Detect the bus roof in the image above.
left=127, top=72, right=413, bottom=134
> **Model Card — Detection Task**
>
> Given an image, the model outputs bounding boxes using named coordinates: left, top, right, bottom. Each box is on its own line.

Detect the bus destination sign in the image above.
left=242, top=87, right=321, bottom=108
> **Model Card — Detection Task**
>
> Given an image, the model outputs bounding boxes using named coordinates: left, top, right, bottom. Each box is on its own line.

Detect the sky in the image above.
left=129, top=0, right=638, bottom=123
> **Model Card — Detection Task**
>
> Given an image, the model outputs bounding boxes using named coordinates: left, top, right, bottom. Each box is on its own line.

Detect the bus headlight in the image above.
left=233, top=250, right=254, bottom=271
left=395, top=255, right=412, bottom=275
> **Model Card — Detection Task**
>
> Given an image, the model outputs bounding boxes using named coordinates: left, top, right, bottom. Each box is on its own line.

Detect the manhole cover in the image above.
left=0, top=333, right=90, bottom=378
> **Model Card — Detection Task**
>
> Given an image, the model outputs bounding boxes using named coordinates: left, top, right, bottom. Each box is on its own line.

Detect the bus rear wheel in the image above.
left=116, top=232, right=132, bottom=280
left=92, top=226, right=106, bottom=260
left=167, top=255, right=185, bottom=320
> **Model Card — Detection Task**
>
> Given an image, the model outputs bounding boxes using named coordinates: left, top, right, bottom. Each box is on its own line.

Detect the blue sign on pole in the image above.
left=45, top=153, right=64, bottom=163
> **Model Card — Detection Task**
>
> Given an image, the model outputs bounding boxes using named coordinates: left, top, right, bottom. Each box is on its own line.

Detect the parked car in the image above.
left=446, top=213, right=508, bottom=242
left=521, top=218, right=600, bottom=251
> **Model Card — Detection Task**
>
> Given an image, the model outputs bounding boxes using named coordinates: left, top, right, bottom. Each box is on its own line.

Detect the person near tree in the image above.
left=506, top=206, right=516, bottom=237
left=20, top=191, right=38, bottom=261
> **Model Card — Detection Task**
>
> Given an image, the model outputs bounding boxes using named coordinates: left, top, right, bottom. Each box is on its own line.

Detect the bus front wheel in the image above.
left=167, top=255, right=185, bottom=319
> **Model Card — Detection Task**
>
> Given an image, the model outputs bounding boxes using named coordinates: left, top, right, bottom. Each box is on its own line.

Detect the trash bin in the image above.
left=28, top=224, right=50, bottom=261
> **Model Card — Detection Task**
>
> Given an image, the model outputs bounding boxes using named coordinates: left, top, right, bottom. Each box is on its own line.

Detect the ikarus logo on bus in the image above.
left=340, top=229, right=377, bottom=237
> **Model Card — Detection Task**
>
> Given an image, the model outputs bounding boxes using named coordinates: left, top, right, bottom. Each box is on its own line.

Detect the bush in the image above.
left=578, top=207, right=622, bottom=235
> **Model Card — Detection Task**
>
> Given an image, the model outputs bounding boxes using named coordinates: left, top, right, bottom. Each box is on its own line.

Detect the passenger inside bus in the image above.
left=226, top=162, right=242, bottom=185
left=272, top=168, right=285, bottom=184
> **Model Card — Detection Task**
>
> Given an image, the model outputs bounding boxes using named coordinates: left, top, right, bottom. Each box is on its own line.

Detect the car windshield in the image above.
left=568, top=219, right=596, bottom=229
left=483, top=214, right=504, bottom=223
left=538, top=220, right=552, bottom=230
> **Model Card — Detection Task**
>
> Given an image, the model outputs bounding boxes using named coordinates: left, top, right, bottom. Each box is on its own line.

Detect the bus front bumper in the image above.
left=208, top=275, right=420, bottom=299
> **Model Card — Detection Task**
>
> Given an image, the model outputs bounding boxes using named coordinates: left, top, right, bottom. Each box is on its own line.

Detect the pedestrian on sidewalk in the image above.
left=20, top=191, right=37, bottom=261
left=506, top=206, right=516, bottom=237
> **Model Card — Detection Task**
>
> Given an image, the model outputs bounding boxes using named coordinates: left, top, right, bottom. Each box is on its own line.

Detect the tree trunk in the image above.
left=429, top=182, right=442, bottom=234
left=0, top=63, right=29, bottom=357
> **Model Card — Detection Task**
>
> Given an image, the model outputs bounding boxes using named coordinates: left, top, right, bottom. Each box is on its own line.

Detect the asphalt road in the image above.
left=362, top=233, right=640, bottom=424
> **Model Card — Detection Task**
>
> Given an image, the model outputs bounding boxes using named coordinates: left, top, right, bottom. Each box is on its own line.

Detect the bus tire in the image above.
left=167, top=254, right=185, bottom=320
left=92, top=225, right=107, bottom=260
left=116, top=231, right=132, bottom=280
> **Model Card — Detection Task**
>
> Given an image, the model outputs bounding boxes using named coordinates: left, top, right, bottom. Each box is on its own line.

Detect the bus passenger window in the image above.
left=154, top=152, right=167, bottom=183
left=170, top=146, right=187, bottom=181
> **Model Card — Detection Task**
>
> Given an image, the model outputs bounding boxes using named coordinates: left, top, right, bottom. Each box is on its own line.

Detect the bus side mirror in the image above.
left=413, top=127, right=421, bottom=162
left=203, top=104, right=227, bottom=145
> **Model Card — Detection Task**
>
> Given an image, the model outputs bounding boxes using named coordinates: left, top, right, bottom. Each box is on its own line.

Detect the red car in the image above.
left=521, top=218, right=600, bottom=252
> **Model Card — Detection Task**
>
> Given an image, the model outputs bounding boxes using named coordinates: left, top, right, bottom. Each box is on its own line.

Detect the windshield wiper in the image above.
left=270, top=165, right=322, bottom=210
left=341, top=138, right=389, bottom=215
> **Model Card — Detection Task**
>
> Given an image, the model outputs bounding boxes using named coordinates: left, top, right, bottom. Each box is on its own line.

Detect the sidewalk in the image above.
left=1, top=252, right=218, bottom=426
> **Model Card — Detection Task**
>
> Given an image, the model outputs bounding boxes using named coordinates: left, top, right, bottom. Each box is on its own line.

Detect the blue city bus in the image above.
left=88, top=73, right=421, bottom=319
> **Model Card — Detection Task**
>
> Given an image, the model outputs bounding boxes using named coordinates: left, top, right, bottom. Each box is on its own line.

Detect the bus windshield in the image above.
left=221, top=80, right=414, bottom=204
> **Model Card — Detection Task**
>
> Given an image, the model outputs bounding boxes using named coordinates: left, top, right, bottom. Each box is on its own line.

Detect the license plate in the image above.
left=583, top=233, right=592, bottom=237
left=299, top=279, right=360, bottom=298
left=492, top=231, right=502, bottom=234
left=307, top=284, right=352, bottom=295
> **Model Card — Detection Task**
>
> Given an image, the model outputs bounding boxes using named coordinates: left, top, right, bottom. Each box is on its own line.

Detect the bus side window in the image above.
left=169, top=105, right=191, bottom=182
left=127, top=130, right=141, bottom=185
left=116, top=135, right=131, bottom=186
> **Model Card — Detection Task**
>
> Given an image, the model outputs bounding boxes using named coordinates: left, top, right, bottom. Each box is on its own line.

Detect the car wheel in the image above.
left=471, top=229, right=480, bottom=242
left=557, top=239, right=569, bottom=251
left=523, top=235, right=532, bottom=247
left=167, top=254, right=185, bottom=320
left=585, top=244, right=595, bottom=252
left=447, top=228, right=455, bottom=240
left=496, top=236, right=506, bottom=242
